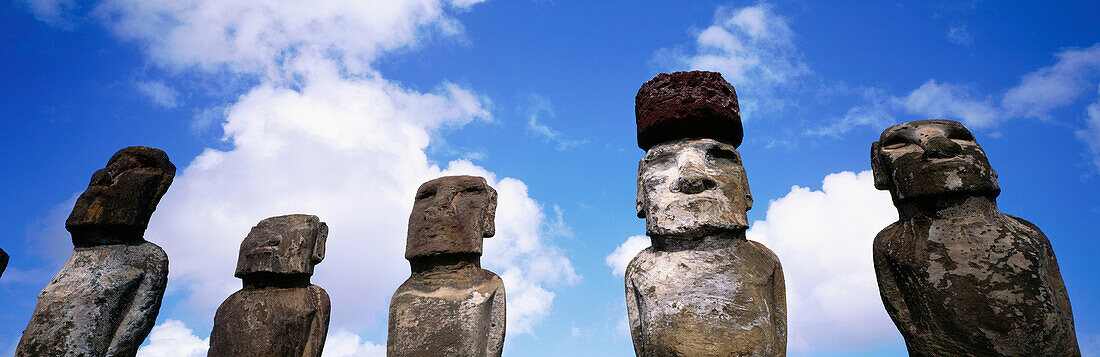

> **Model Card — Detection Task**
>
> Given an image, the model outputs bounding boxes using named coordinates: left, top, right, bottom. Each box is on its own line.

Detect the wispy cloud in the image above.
left=1076, top=86, right=1100, bottom=172
left=897, top=79, right=1000, bottom=128
left=136, top=80, right=181, bottom=108
left=946, top=25, right=974, bottom=46
left=1002, top=44, right=1100, bottom=119
left=24, top=0, right=78, bottom=29
left=526, top=94, right=586, bottom=150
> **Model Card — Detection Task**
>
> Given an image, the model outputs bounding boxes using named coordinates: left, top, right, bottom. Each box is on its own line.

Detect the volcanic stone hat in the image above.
left=635, top=71, right=742, bottom=150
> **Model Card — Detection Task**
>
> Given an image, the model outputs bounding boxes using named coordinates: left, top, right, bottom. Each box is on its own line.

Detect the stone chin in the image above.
left=889, top=157, right=1000, bottom=202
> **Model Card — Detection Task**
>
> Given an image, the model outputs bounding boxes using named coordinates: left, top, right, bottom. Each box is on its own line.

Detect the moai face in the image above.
left=66, top=146, right=176, bottom=246
left=637, top=138, right=753, bottom=237
left=406, top=176, right=497, bottom=260
left=235, top=215, right=328, bottom=278
left=872, top=119, right=999, bottom=202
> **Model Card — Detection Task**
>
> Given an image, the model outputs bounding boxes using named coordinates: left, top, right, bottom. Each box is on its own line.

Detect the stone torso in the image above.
left=388, top=267, right=506, bottom=357
left=16, top=242, right=168, bottom=357
left=626, top=239, right=785, bottom=357
left=874, top=213, right=1079, bottom=356
left=208, top=284, right=330, bottom=357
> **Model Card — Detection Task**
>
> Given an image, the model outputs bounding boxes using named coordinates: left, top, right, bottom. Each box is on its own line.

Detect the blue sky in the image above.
left=1, top=1, right=1098, bottom=356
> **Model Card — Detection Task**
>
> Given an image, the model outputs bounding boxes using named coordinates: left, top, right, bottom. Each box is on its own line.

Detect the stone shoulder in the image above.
left=872, top=221, right=903, bottom=254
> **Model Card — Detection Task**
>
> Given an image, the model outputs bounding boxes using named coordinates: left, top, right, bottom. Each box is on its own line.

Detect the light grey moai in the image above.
left=16, top=146, right=175, bottom=357
left=208, top=214, right=331, bottom=357
left=388, top=175, right=506, bottom=357
left=626, top=71, right=786, bottom=357
left=871, top=119, right=1079, bottom=356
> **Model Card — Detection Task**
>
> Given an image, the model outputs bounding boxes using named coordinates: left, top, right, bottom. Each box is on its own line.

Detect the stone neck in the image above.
left=69, top=227, right=145, bottom=247
left=896, top=194, right=999, bottom=221
left=651, top=229, right=746, bottom=252
left=241, top=272, right=311, bottom=289
left=409, top=253, right=481, bottom=276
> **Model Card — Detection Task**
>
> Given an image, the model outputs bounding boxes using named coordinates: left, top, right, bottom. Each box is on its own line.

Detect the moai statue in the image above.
left=208, top=214, right=331, bottom=357
left=388, top=175, right=506, bottom=357
left=16, top=146, right=175, bottom=356
left=626, top=71, right=786, bottom=357
left=871, top=119, right=1079, bottom=356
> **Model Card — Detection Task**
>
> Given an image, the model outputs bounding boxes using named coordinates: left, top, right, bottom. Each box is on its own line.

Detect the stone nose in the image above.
left=428, top=187, right=459, bottom=213
left=922, top=137, right=962, bottom=159
left=671, top=159, right=716, bottom=195
left=89, top=168, right=113, bottom=186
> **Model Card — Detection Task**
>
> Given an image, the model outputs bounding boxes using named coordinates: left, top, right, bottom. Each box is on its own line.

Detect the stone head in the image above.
left=66, top=146, right=176, bottom=246
left=406, top=176, right=497, bottom=260
left=235, top=214, right=328, bottom=278
left=634, top=71, right=751, bottom=237
left=871, top=119, right=999, bottom=202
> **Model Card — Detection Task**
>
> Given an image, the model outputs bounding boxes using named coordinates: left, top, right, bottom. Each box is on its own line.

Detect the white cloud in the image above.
left=675, top=2, right=810, bottom=119
left=1075, top=86, right=1100, bottom=171
left=746, top=171, right=900, bottom=352
left=604, top=235, right=649, bottom=277
left=135, top=320, right=209, bottom=357
left=946, top=25, right=973, bottom=46
left=322, top=330, right=386, bottom=357
left=79, top=0, right=577, bottom=343
left=137, top=80, right=181, bottom=108
left=525, top=94, right=586, bottom=150
left=1003, top=44, right=1100, bottom=119
left=24, top=0, right=77, bottom=29
left=897, top=79, right=1000, bottom=128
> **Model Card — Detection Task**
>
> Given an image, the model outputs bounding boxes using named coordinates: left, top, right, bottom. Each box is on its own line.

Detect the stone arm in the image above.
left=105, top=248, right=169, bottom=356
left=624, top=266, right=645, bottom=356
left=872, top=227, right=918, bottom=342
left=1007, top=215, right=1080, bottom=354
left=486, top=281, right=506, bottom=357
left=771, top=259, right=787, bottom=356
left=303, top=286, right=332, bottom=357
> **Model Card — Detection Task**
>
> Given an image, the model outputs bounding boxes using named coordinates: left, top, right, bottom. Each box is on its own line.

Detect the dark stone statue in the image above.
left=0, top=248, right=8, bottom=278
left=871, top=119, right=1080, bottom=356
left=16, top=146, right=175, bottom=357
left=208, top=214, right=331, bottom=357
left=388, top=175, right=506, bottom=357
left=626, top=71, right=786, bottom=357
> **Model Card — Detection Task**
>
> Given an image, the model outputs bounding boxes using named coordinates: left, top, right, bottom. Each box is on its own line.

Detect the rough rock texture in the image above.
left=872, top=120, right=1079, bottom=356
left=388, top=176, right=506, bottom=357
left=635, top=71, right=742, bottom=150
left=0, top=248, right=8, bottom=278
left=16, top=146, right=174, bottom=357
left=628, top=135, right=785, bottom=356
left=209, top=214, right=331, bottom=357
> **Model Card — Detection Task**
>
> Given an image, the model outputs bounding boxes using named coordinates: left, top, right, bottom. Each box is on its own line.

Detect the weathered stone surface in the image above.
left=388, top=176, right=506, bottom=357
left=872, top=119, right=1079, bottom=356
left=16, top=146, right=175, bottom=357
left=0, top=248, right=8, bottom=278
left=627, top=120, right=785, bottom=355
left=635, top=71, right=742, bottom=150
left=209, top=214, right=331, bottom=357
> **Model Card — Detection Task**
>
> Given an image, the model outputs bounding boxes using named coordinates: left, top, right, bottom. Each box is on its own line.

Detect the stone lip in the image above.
left=66, top=146, right=176, bottom=246
left=635, top=71, right=742, bottom=150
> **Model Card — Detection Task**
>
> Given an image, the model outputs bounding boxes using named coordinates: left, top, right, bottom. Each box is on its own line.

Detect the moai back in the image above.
left=387, top=176, right=506, bottom=357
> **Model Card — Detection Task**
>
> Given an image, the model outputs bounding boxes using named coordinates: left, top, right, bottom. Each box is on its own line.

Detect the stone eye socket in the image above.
left=947, top=129, right=975, bottom=141
left=461, top=186, right=485, bottom=194
left=881, top=135, right=910, bottom=150
left=415, top=189, right=436, bottom=199
left=707, top=148, right=738, bottom=162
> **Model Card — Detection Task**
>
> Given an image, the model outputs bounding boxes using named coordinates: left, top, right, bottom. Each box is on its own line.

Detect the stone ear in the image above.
left=312, top=222, right=328, bottom=265
left=636, top=158, right=646, bottom=219
left=735, top=151, right=753, bottom=211
left=482, top=187, right=498, bottom=238
left=871, top=141, right=892, bottom=190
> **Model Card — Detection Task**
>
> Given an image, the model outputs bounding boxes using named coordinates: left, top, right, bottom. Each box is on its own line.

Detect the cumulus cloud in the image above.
left=897, top=79, right=1000, bottom=128
left=135, top=320, right=209, bottom=357
left=604, top=235, right=649, bottom=277
left=136, top=80, right=181, bottom=108
left=1076, top=86, right=1100, bottom=171
left=76, top=0, right=577, bottom=343
left=1003, top=44, right=1100, bottom=119
left=746, top=171, right=899, bottom=352
left=673, top=2, right=810, bottom=119
left=322, top=330, right=386, bottom=357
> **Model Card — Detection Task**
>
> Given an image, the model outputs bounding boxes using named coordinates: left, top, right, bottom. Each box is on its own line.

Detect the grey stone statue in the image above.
left=626, top=71, right=786, bottom=357
left=388, top=175, right=506, bottom=357
left=208, top=214, right=331, bottom=357
left=16, top=146, right=175, bottom=357
left=871, top=119, right=1079, bottom=356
